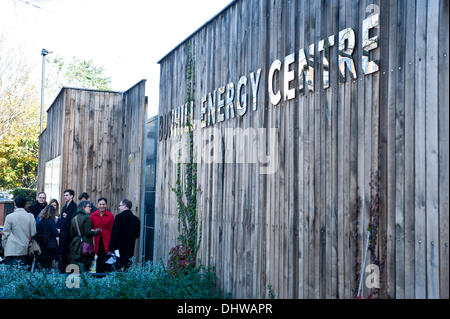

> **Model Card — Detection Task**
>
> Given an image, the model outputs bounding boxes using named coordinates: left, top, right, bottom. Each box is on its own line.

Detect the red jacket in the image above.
left=90, top=210, right=114, bottom=255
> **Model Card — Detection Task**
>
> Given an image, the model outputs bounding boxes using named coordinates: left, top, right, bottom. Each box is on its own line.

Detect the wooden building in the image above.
left=37, top=80, right=147, bottom=259
left=155, top=0, right=449, bottom=298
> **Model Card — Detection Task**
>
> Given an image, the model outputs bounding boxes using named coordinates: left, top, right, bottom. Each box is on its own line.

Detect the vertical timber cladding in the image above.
left=155, top=0, right=449, bottom=299
left=57, top=88, right=127, bottom=213
left=37, top=82, right=147, bottom=261
left=37, top=89, right=65, bottom=194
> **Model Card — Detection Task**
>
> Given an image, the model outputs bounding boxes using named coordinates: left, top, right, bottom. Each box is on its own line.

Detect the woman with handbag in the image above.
left=68, top=201, right=101, bottom=271
left=35, top=204, right=59, bottom=270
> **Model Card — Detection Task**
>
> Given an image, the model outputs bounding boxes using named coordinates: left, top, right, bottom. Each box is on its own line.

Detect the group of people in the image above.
left=1, top=189, right=140, bottom=273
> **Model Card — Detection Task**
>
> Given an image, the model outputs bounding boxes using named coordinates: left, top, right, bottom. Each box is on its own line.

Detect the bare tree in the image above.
left=0, top=32, right=39, bottom=141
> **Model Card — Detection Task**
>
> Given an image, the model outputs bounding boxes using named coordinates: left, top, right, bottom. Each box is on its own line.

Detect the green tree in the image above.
left=0, top=97, right=40, bottom=190
left=0, top=32, right=40, bottom=190
left=48, top=55, right=112, bottom=93
left=1, top=33, right=112, bottom=191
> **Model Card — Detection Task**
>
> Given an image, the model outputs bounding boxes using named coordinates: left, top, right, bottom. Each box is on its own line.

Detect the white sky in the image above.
left=0, top=0, right=232, bottom=117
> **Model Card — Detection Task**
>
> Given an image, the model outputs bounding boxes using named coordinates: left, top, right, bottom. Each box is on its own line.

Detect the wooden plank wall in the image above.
left=155, top=0, right=448, bottom=299
left=120, top=82, right=148, bottom=258
left=37, top=82, right=147, bottom=256
left=37, top=90, right=65, bottom=192
left=121, top=81, right=147, bottom=217
left=56, top=88, right=125, bottom=213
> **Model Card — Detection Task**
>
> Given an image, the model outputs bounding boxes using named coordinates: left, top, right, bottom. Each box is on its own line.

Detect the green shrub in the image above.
left=11, top=188, right=36, bottom=203
left=168, top=244, right=196, bottom=277
left=0, top=260, right=225, bottom=299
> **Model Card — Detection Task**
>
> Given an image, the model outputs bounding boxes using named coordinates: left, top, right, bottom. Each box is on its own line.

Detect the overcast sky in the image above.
left=0, top=0, right=232, bottom=116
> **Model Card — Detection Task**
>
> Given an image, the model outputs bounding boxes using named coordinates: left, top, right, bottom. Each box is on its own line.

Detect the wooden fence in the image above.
left=155, top=0, right=448, bottom=299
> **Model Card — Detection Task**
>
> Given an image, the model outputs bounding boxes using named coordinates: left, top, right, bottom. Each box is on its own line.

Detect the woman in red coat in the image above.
left=90, top=197, right=114, bottom=273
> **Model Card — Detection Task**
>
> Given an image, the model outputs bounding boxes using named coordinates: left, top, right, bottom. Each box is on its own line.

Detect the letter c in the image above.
left=268, top=59, right=282, bottom=106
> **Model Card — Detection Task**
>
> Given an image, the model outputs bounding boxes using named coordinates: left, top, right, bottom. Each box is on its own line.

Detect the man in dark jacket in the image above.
left=109, top=199, right=140, bottom=270
left=78, top=192, right=98, bottom=214
left=56, top=189, right=77, bottom=273
left=28, top=192, right=47, bottom=219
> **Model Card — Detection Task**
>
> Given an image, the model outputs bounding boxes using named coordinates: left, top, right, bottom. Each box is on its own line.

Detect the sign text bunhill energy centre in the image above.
left=159, top=12, right=380, bottom=141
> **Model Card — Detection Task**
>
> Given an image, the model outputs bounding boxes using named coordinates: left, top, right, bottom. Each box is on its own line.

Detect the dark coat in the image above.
left=35, top=218, right=59, bottom=260
left=56, top=201, right=77, bottom=255
left=68, top=211, right=96, bottom=270
left=28, top=201, right=47, bottom=219
left=108, top=210, right=140, bottom=267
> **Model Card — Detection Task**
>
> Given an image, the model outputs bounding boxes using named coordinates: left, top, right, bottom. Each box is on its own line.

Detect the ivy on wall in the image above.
left=171, top=40, right=201, bottom=263
left=354, top=165, right=388, bottom=299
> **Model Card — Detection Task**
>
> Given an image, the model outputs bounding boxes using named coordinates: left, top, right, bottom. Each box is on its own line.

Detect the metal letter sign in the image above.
left=338, top=28, right=357, bottom=82
left=299, top=44, right=315, bottom=94
left=236, top=76, right=248, bottom=117
left=207, top=90, right=216, bottom=125
left=268, top=59, right=282, bottom=106
left=250, top=68, right=262, bottom=111
left=318, top=35, right=335, bottom=89
left=159, top=9, right=381, bottom=139
left=284, top=52, right=296, bottom=101
left=225, top=82, right=235, bottom=120
left=362, top=13, right=380, bottom=75
left=201, top=95, right=207, bottom=128
left=216, top=86, right=226, bottom=123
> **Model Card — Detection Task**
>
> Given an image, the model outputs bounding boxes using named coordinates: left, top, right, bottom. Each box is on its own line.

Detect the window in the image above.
left=44, top=156, right=61, bottom=203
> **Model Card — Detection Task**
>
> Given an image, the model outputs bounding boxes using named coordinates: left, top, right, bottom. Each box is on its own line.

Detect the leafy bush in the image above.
left=11, top=188, right=36, bottom=203
left=0, top=260, right=225, bottom=299
left=168, top=244, right=196, bottom=277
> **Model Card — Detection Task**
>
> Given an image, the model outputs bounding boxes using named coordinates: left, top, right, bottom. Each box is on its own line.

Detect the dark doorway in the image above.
left=141, top=116, right=158, bottom=262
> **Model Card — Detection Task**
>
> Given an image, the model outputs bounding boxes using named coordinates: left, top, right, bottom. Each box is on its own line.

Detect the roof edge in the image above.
left=123, top=79, right=147, bottom=94
left=157, top=0, right=237, bottom=64
left=45, top=84, right=136, bottom=114
left=61, top=86, right=123, bottom=94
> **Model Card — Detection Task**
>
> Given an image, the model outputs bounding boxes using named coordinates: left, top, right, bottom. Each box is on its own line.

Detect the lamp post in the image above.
left=40, top=48, right=51, bottom=134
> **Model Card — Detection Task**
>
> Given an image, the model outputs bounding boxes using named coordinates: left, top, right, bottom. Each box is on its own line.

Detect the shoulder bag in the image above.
left=28, top=238, right=41, bottom=257
left=74, top=215, right=95, bottom=257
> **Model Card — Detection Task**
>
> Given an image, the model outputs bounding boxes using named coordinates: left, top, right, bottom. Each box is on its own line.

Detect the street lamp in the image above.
left=40, top=48, right=52, bottom=134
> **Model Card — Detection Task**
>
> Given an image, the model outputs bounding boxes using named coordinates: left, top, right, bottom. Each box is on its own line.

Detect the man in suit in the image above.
left=109, top=199, right=140, bottom=270
left=1, top=196, right=36, bottom=269
left=78, top=192, right=98, bottom=214
left=28, top=192, right=47, bottom=219
left=56, top=189, right=77, bottom=273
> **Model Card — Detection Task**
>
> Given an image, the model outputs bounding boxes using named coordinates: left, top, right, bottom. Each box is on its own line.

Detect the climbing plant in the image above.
left=366, top=166, right=386, bottom=298
left=354, top=165, right=388, bottom=299
left=352, top=189, right=362, bottom=298
left=170, top=40, right=201, bottom=265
